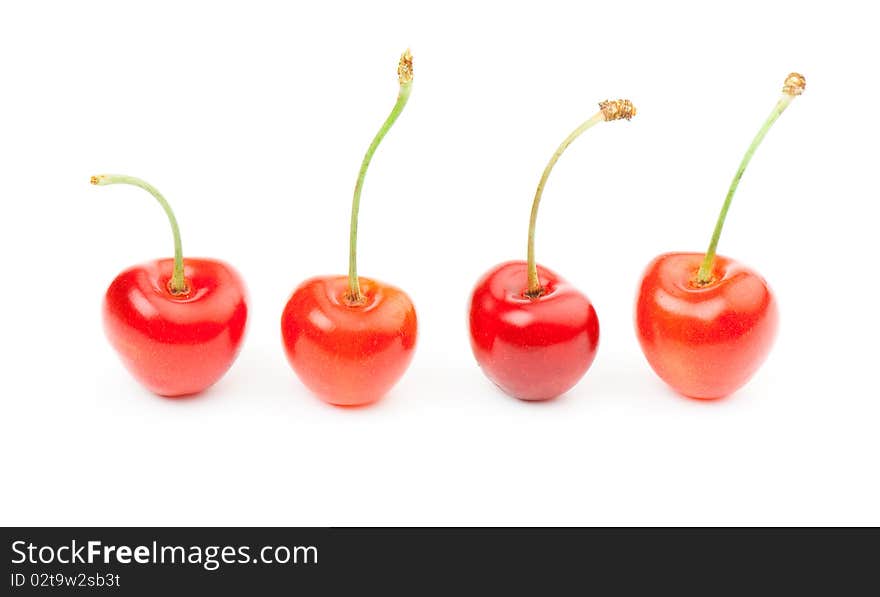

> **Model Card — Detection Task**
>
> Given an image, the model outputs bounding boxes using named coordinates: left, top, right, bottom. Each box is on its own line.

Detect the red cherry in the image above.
left=281, top=276, right=416, bottom=406
left=104, top=258, right=248, bottom=397
left=467, top=99, right=635, bottom=400
left=635, top=253, right=777, bottom=399
left=469, top=261, right=599, bottom=400
left=281, top=50, right=416, bottom=405
left=634, top=73, right=804, bottom=399
left=93, top=174, right=248, bottom=397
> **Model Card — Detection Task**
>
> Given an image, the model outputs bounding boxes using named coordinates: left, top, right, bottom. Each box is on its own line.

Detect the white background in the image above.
left=1, top=1, right=878, bottom=525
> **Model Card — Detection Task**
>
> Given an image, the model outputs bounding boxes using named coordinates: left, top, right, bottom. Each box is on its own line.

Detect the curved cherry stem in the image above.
left=347, top=49, right=413, bottom=304
left=526, top=100, right=636, bottom=297
left=91, top=173, right=188, bottom=294
left=696, top=73, right=806, bottom=285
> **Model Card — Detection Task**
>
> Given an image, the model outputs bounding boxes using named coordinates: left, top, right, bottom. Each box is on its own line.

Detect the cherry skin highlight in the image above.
left=635, top=253, right=777, bottom=399
left=469, top=261, right=599, bottom=401
left=281, top=276, right=417, bottom=406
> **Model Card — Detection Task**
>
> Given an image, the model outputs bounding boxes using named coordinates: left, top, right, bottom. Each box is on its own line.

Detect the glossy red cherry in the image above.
left=104, top=258, right=248, bottom=397
left=634, top=73, right=804, bottom=399
left=469, top=261, right=598, bottom=400
left=635, top=253, right=777, bottom=399
left=281, top=50, right=416, bottom=406
left=468, top=99, right=635, bottom=401
left=281, top=276, right=416, bottom=406
left=93, top=174, right=248, bottom=397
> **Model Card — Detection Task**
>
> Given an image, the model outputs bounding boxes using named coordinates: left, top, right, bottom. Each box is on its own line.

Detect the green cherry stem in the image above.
left=347, top=49, right=414, bottom=304
left=525, top=99, right=636, bottom=297
left=695, top=72, right=806, bottom=285
left=91, top=173, right=189, bottom=294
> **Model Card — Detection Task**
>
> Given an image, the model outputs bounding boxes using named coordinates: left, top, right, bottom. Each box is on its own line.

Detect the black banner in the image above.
left=2, top=527, right=877, bottom=594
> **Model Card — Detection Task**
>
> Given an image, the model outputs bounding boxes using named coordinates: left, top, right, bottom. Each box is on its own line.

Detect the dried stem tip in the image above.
left=782, top=72, right=806, bottom=96
left=398, top=48, right=413, bottom=85
left=599, top=99, right=636, bottom=121
left=90, top=175, right=107, bottom=185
